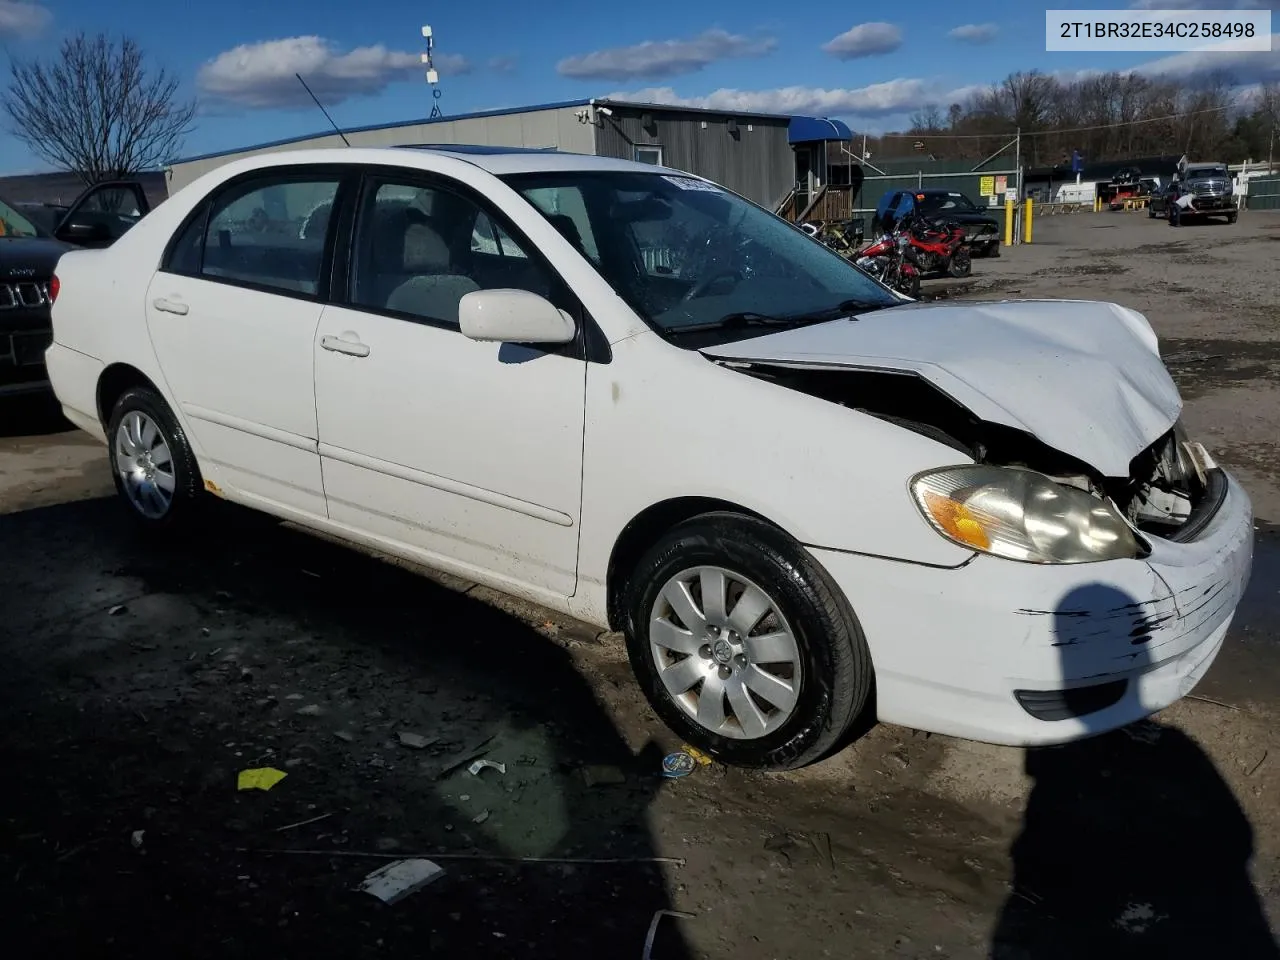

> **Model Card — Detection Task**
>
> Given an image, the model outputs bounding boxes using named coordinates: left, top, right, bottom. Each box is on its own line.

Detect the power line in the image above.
left=868, top=103, right=1237, bottom=140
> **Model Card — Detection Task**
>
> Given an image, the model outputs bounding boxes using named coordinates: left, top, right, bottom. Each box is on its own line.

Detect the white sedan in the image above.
left=45, top=146, right=1253, bottom=769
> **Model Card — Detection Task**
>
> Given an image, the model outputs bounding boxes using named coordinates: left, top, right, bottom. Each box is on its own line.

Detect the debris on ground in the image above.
left=661, top=752, right=696, bottom=779
left=355, top=858, right=446, bottom=905
left=130, top=830, right=145, bottom=849
left=642, top=909, right=696, bottom=960
left=432, top=735, right=496, bottom=780
left=397, top=731, right=437, bottom=750
left=581, top=764, right=627, bottom=787
left=108, top=604, right=128, bottom=616
left=237, top=767, right=288, bottom=791
left=333, top=730, right=354, bottom=743
left=680, top=744, right=714, bottom=766
left=274, top=812, right=332, bottom=833
left=472, top=810, right=491, bottom=825
left=468, top=759, right=506, bottom=777
left=295, top=704, right=324, bottom=717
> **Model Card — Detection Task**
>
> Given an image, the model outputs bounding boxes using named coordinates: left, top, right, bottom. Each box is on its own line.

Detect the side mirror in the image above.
left=458, top=288, right=576, bottom=345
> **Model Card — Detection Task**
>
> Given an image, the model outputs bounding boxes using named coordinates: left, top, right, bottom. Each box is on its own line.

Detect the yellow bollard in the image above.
left=1004, top=199, right=1014, bottom=246
left=1024, top=198, right=1033, bottom=243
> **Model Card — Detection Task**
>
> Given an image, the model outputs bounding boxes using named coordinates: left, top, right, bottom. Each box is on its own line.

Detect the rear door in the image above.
left=145, top=166, right=350, bottom=517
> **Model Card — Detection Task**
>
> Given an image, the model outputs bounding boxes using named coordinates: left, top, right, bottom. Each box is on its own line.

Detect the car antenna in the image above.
left=295, top=73, right=351, bottom=147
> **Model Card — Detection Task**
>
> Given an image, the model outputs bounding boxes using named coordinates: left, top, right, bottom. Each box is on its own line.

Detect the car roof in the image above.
left=211, top=144, right=679, bottom=178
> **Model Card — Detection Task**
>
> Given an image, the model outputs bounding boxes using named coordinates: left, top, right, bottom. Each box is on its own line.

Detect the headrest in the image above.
left=401, top=220, right=452, bottom=273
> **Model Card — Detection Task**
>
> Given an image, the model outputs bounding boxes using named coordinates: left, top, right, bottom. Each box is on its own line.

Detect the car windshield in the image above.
left=1188, top=166, right=1228, bottom=179
left=501, top=170, right=898, bottom=342
left=918, top=192, right=978, bottom=214
left=0, top=195, right=46, bottom=238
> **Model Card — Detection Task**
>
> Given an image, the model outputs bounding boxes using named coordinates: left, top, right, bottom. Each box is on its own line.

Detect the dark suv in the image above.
left=0, top=180, right=150, bottom=399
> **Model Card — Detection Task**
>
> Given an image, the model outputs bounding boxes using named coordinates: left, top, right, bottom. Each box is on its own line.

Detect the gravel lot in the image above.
left=2, top=210, right=1278, bottom=959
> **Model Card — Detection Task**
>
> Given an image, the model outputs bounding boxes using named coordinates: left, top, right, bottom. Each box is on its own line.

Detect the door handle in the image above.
left=152, top=297, right=189, bottom=316
left=320, top=334, right=370, bottom=358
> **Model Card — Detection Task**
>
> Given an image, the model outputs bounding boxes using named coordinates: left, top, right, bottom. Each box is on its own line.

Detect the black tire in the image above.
left=622, top=512, right=872, bottom=770
left=988, top=242, right=1001, bottom=258
left=1227, top=212, right=1238, bottom=224
left=106, top=385, right=204, bottom=532
left=948, top=248, right=972, bottom=278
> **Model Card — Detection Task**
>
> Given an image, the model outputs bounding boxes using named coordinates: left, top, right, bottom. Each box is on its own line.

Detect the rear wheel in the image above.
left=623, top=512, right=872, bottom=770
left=948, top=248, right=972, bottom=278
left=106, top=386, right=203, bottom=531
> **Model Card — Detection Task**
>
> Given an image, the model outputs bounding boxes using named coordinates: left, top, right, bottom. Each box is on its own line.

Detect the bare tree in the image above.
left=1, top=32, right=196, bottom=183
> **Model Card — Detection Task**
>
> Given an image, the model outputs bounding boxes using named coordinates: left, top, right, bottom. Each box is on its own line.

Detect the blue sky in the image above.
left=0, top=0, right=1276, bottom=173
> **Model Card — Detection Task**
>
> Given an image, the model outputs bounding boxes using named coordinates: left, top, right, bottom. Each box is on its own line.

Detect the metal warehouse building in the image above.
left=165, top=97, right=856, bottom=213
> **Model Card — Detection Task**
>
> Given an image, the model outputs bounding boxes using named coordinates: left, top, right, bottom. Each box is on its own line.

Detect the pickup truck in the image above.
left=1153, top=162, right=1237, bottom=226
left=0, top=180, right=151, bottom=398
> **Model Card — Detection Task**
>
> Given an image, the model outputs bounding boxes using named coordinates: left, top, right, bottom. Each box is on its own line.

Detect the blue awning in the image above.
left=788, top=116, right=853, bottom=144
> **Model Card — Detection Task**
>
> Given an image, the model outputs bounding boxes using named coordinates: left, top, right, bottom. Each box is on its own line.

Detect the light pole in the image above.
left=421, top=25, right=443, bottom=119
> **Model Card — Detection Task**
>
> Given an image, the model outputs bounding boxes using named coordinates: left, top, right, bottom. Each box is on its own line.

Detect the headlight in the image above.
left=910, top=465, right=1146, bottom=564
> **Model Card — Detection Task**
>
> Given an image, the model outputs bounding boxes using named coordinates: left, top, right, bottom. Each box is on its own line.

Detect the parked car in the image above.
left=874, top=188, right=1001, bottom=257
left=45, top=147, right=1253, bottom=769
left=0, top=180, right=151, bottom=398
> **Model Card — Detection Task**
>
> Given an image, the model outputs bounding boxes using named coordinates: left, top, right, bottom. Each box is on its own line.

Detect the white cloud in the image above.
left=197, top=36, right=472, bottom=110
left=0, top=1, right=50, bottom=38
left=556, top=29, right=776, bottom=81
left=489, top=55, right=518, bottom=73
left=608, top=78, right=974, bottom=118
left=1133, top=35, right=1280, bottom=85
left=821, top=22, right=903, bottom=59
left=948, top=23, right=999, bottom=44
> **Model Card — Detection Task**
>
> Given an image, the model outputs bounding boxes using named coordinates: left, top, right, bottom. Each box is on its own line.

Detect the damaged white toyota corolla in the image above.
left=44, top=147, right=1254, bottom=769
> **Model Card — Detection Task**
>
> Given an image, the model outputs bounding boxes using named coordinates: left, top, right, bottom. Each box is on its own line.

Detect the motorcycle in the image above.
left=899, top=211, right=971, bottom=279
left=855, top=229, right=920, bottom=299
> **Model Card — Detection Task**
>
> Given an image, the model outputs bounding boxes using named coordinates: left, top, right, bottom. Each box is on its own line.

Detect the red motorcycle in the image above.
left=900, top=211, right=972, bottom=279
left=855, top=229, right=921, bottom=299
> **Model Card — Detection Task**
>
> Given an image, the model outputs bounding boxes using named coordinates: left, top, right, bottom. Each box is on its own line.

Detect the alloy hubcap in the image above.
left=648, top=565, right=802, bottom=740
left=114, top=411, right=176, bottom=520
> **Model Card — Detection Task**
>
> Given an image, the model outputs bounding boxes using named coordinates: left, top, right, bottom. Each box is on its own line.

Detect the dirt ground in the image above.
left=2, top=210, right=1278, bottom=959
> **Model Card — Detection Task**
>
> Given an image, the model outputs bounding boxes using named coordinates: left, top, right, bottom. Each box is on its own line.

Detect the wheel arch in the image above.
left=604, top=496, right=780, bottom=631
left=97, top=362, right=163, bottom=427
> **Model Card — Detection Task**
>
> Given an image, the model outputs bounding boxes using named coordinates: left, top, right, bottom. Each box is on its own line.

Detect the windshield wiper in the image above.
left=666, top=300, right=887, bottom=337
left=785, top=298, right=888, bottom=322
left=664, top=312, right=806, bottom=335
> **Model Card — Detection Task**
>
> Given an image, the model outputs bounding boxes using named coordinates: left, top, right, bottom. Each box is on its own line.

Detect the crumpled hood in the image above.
left=700, top=298, right=1182, bottom=478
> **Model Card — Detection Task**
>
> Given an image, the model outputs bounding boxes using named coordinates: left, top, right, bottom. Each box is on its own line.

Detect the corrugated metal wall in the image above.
left=165, top=106, right=596, bottom=195
left=593, top=107, right=794, bottom=208
left=1247, top=177, right=1280, bottom=210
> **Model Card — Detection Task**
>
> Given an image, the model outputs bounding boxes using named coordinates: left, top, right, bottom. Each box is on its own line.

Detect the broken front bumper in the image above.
left=810, top=470, right=1254, bottom=747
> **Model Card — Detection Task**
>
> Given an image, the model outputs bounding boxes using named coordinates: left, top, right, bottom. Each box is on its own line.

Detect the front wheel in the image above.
left=896, top=264, right=921, bottom=299
left=106, top=386, right=204, bottom=531
left=623, top=513, right=872, bottom=770
left=1227, top=211, right=1238, bottom=224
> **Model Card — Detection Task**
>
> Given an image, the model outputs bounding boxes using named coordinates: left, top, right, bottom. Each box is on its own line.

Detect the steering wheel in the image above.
left=681, top=269, right=742, bottom=303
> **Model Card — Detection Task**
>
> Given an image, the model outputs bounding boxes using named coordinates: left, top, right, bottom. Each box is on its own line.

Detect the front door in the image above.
left=55, top=180, right=152, bottom=248
left=313, top=172, right=587, bottom=598
left=145, top=168, right=346, bottom=516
